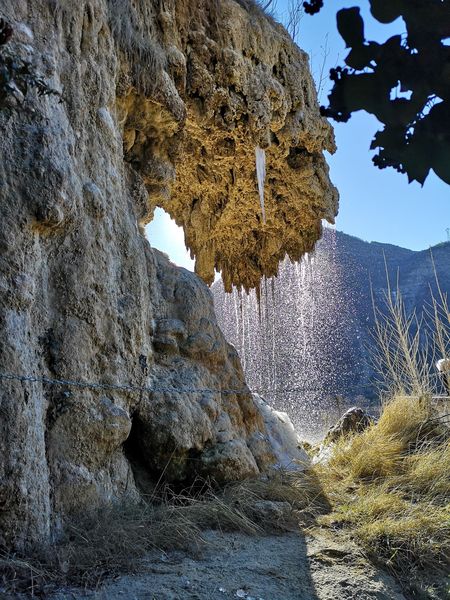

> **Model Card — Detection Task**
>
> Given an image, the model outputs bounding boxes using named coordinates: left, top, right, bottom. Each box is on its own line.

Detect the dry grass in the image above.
left=226, top=469, right=330, bottom=524
left=316, top=345, right=449, bottom=597
left=314, top=395, right=449, bottom=596
left=327, top=395, right=439, bottom=480
left=312, top=277, right=450, bottom=597
left=235, top=0, right=277, bottom=18
left=0, top=470, right=327, bottom=596
left=372, top=287, right=431, bottom=398
left=0, top=501, right=201, bottom=594
left=372, top=257, right=450, bottom=399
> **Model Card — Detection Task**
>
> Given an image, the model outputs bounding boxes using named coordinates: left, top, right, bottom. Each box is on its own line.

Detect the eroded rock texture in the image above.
left=0, top=0, right=329, bottom=549
left=114, top=0, right=338, bottom=290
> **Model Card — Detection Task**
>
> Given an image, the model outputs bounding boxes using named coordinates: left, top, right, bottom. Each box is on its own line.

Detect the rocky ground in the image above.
left=48, top=528, right=407, bottom=600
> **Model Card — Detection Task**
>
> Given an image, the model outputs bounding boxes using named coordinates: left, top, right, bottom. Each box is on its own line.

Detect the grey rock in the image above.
left=325, top=407, right=372, bottom=444
left=0, top=0, right=328, bottom=549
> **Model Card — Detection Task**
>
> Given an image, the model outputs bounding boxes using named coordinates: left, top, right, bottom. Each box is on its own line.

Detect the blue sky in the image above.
left=147, top=0, right=449, bottom=270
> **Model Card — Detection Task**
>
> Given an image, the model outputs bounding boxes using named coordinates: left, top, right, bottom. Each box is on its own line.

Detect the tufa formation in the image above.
left=0, top=0, right=335, bottom=549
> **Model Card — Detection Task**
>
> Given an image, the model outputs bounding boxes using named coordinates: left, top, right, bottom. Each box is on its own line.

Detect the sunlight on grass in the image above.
left=314, top=275, right=450, bottom=595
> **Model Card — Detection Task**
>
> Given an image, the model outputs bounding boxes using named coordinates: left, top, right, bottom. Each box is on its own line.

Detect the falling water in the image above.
left=212, top=228, right=368, bottom=442
left=255, top=146, right=266, bottom=223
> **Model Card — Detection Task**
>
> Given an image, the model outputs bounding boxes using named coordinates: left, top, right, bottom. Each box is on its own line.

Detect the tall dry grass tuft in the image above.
left=315, top=275, right=450, bottom=597
left=316, top=396, right=449, bottom=596
left=0, top=500, right=202, bottom=594
left=371, top=280, right=429, bottom=398
left=372, top=256, right=450, bottom=399
left=234, top=0, right=278, bottom=20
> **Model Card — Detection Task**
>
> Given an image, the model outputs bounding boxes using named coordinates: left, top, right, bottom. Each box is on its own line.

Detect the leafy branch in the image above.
left=306, top=0, right=450, bottom=185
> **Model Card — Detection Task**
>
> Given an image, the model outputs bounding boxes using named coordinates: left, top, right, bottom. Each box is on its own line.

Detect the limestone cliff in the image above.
left=0, top=0, right=334, bottom=549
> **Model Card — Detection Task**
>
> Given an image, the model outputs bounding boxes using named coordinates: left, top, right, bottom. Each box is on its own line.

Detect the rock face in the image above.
left=0, top=0, right=333, bottom=549
left=115, top=0, right=338, bottom=290
left=252, top=395, right=309, bottom=470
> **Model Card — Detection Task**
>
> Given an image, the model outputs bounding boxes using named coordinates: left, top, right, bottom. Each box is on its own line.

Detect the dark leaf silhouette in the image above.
left=337, top=8, right=365, bottom=49
left=308, top=0, right=450, bottom=185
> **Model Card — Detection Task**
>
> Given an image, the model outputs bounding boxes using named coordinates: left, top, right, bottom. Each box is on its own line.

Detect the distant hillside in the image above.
left=212, top=230, right=450, bottom=440
left=329, top=231, right=450, bottom=392
left=337, top=232, right=450, bottom=317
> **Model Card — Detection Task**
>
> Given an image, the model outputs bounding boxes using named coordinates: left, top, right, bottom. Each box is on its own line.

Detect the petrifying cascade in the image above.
left=0, top=0, right=337, bottom=549
left=213, top=229, right=365, bottom=441
left=213, top=229, right=450, bottom=441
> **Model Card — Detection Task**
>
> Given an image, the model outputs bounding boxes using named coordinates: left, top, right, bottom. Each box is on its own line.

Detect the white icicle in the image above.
left=255, top=146, right=266, bottom=223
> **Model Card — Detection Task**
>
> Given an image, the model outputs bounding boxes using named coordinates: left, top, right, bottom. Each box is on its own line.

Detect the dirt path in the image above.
left=50, top=529, right=407, bottom=600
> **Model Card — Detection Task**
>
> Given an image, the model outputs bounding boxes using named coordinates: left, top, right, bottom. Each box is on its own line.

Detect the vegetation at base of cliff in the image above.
left=314, top=279, right=450, bottom=598
left=314, top=395, right=450, bottom=597
left=0, top=471, right=326, bottom=594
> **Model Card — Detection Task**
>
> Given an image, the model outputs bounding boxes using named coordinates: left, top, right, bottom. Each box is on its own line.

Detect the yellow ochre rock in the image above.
left=115, top=0, right=338, bottom=291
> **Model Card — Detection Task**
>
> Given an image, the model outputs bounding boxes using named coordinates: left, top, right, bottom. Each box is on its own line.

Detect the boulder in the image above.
left=324, top=407, right=372, bottom=444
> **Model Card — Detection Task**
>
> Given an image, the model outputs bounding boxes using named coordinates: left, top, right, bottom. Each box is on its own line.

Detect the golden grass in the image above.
left=314, top=276, right=450, bottom=596
left=402, top=445, right=450, bottom=495
left=229, top=469, right=330, bottom=523
left=326, top=395, right=438, bottom=480
left=314, top=394, right=450, bottom=596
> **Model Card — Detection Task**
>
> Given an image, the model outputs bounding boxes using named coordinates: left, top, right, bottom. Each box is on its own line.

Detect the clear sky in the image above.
left=146, top=0, right=449, bottom=270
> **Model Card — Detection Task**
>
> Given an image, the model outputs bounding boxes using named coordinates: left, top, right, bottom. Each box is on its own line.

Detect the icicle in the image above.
left=256, top=282, right=262, bottom=320
left=255, top=146, right=266, bottom=223
left=264, top=276, right=269, bottom=323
